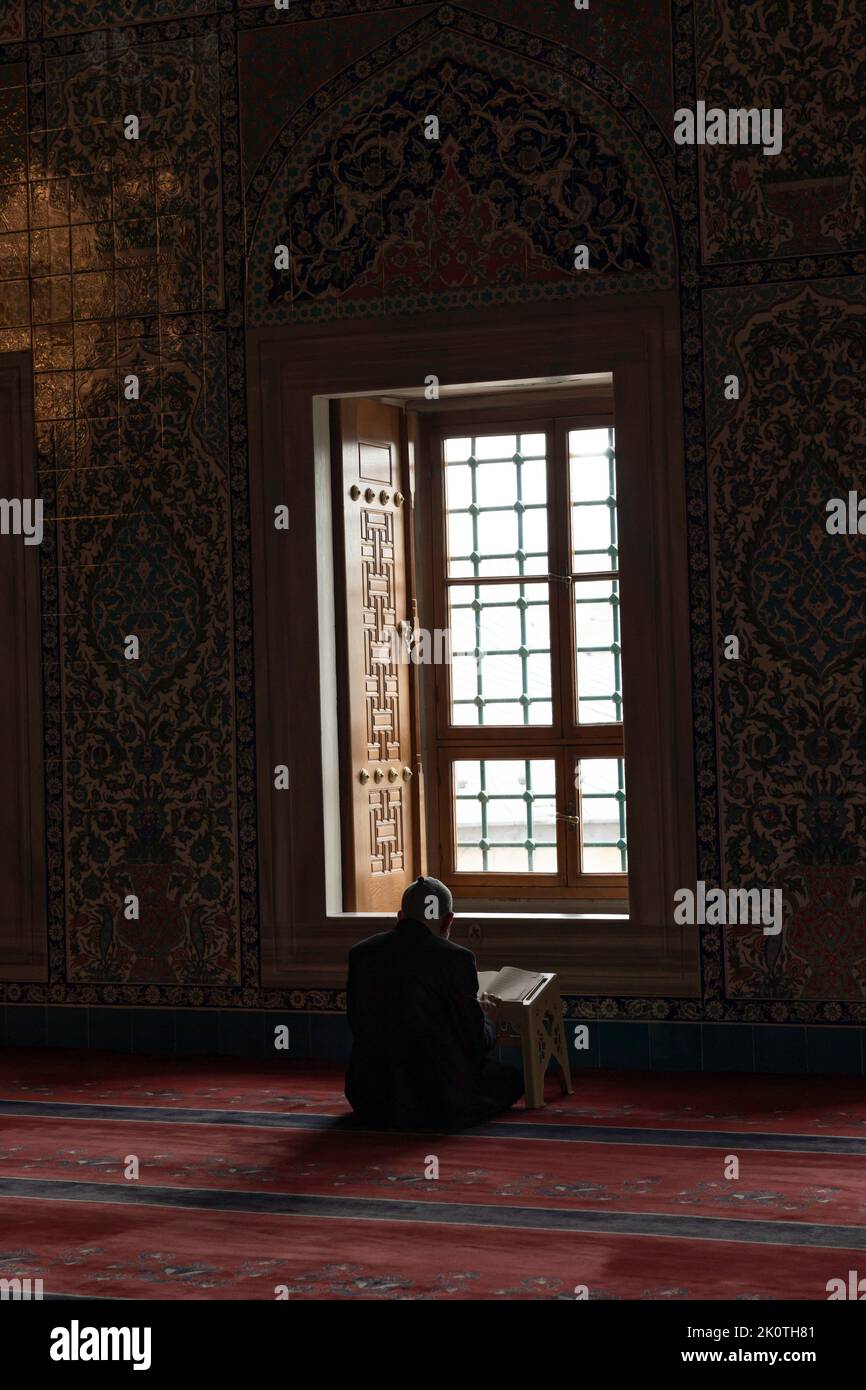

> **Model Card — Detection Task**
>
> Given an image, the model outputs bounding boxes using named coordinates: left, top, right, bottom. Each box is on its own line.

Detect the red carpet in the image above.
left=2, top=1118, right=864, bottom=1224
left=4, top=1050, right=866, bottom=1134
left=1, top=1049, right=865, bottom=1300
left=5, top=1199, right=860, bottom=1301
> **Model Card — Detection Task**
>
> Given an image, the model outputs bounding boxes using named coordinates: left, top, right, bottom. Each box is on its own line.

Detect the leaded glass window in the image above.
left=448, top=582, right=552, bottom=726
left=444, top=432, right=548, bottom=578
left=454, top=759, right=557, bottom=873
left=578, top=757, right=628, bottom=873
left=429, top=406, right=628, bottom=897
left=445, top=431, right=552, bottom=728
left=570, top=426, right=622, bottom=725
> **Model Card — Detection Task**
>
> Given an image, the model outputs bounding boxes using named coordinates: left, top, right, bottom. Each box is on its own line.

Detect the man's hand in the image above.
left=480, top=994, right=499, bottom=1020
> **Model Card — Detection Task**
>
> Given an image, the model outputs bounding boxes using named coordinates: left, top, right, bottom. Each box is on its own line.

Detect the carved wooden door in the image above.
left=336, top=399, right=416, bottom=911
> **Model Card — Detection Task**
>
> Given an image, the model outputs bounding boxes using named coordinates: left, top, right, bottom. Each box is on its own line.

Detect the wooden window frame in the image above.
left=421, top=399, right=627, bottom=901
left=247, top=294, right=698, bottom=995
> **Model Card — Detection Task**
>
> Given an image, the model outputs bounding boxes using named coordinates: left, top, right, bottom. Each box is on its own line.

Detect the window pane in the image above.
left=447, top=582, right=551, bottom=726
left=444, top=463, right=472, bottom=509
left=444, top=431, right=548, bottom=578
left=570, top=425, right=623, bottom=726
left=521, top=506, right=548, bottom=561
left=571, top=500, right=617, bottom=567
left=520, top=457, right=547, bottom=504
left=570, top=427, right=611, bottom=456
left=444, top=436, right=472, bottom=463
left=454, top=759, right=557, bottom=873
left=474, top=433, right=517, bottom=460
left=570, top=426, right=617, bottom=573
left=446, top=510, right=474, bottom=562
left=575, top=578, right=622, bottom=724
left=578, top=757, right=627, bottom=873
left=570, top=454, right=609, bottom=499
left=476, top=507, right=518, bottom=566
left=475, top=459, right=515, bottom=508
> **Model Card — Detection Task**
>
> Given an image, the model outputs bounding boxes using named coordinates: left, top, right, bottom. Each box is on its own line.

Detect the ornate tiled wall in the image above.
left=705, top=277, right=866, bottom=1006
left=694, top=0, right=866, bottom=1021
left=0, top=8, right=257, bottom=1005
left=0, top=1, right=864, bottom=1031
left=40, top=1, right=214, bottom=34
left=696, top=0, right=866, bottom=261
left=245, top=13, right=676, bottom=324
left=0, top=1, right=23, bottom=43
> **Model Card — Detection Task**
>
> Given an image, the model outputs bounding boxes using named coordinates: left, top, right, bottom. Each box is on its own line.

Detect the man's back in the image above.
left=345, top=917, right=495, bottom=1129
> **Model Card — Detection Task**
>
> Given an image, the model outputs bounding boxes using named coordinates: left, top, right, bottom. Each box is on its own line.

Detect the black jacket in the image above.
left=345, top=917, right=496, bottom=1128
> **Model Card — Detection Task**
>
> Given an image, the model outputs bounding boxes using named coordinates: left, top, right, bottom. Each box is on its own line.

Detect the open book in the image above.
left=477, top=966, right=549, bottom=1005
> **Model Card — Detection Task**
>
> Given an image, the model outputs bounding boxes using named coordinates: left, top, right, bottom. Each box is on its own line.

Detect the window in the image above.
left=424, top=401, right=628, bottom=901
left=251, top=299, right=697, bottom=991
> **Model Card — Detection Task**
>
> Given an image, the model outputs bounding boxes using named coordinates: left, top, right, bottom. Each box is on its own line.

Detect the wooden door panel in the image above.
left=337, top=399, right=415, bottom=911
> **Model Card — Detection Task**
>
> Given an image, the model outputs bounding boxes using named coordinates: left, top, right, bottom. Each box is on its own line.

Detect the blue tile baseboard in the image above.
left=3, top=1009, right=866, bottom=1076
left=0, top=1006, right=323, bottom=1062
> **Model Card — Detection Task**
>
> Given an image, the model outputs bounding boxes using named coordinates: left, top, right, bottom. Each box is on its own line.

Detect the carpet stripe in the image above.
left=2, top=1099, right=865, bottom=1155
left=6, top=1116, right=864, bottom=1226
left=3, top=1199, right=851, bottom=1300
left=2, top=1176, right=865, bottom=1249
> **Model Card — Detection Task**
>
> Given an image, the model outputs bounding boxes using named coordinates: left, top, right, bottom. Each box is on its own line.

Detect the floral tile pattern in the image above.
left=696, top=0, right=866, bottom=261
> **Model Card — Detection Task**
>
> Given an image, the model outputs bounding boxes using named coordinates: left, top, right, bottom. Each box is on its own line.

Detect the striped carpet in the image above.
left=1, top=1050, right=864, bottom=1300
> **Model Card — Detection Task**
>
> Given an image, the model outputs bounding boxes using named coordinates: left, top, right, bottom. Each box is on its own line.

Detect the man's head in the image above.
left=399, top=875, right=454, bottom=937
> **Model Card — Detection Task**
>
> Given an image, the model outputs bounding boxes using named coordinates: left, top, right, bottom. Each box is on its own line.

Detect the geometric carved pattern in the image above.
left=368, top=787, right=405, bottom=877
left=361, top=507, right=401, bottom=762
left=357, top=499, right=407, bottom=882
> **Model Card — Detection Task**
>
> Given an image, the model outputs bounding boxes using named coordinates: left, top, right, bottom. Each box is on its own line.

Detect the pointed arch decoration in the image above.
left=245, top=10, right=678, bottom=325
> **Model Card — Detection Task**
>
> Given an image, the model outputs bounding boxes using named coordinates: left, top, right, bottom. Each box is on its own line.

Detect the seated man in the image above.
left=345, top=875, right=524, bottom=1129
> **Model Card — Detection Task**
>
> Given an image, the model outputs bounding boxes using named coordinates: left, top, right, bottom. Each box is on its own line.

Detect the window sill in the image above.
left=453, top=900, right=629, bottom=918
left=266, top=909, right=699, bottom=999
left=323, top=909, right=629, bottom=929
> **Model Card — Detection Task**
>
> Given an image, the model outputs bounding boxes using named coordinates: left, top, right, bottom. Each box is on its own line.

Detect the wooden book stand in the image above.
left=494, top=973, right=574, bottom=1110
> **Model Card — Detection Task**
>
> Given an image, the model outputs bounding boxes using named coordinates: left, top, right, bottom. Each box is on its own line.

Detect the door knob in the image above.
left=358, top=769, right=370, bottom=784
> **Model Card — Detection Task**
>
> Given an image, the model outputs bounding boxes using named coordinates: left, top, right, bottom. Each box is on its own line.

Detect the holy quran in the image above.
left=477, top=967, right=550, bottom=1005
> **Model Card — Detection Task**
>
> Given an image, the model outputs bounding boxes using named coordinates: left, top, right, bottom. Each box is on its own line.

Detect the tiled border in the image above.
left=3, top=1007, right=866, bottom=1076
